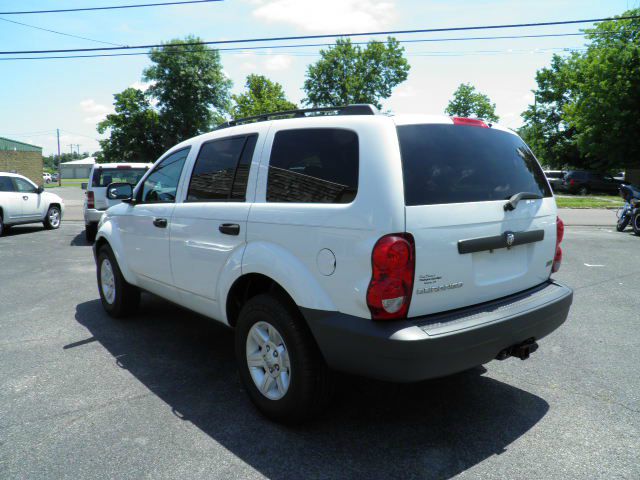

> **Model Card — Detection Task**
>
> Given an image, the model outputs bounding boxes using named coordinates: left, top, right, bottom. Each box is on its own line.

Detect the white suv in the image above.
left=93, top=105, right=573, bottom=422
left=83, top=162, right=151, bottom=241
left=0, top=172, right=64, bottom=236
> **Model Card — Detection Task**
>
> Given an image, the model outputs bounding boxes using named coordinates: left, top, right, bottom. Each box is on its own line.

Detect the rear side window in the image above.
left=397, top=125, right=552, bottom=206
left=91, top=167, right=148, bottom=187
left=0, top=176, right=14, bottom=192
left=186, top=134, right=257, bottom=202
left=267, top=129, right=358, bottom=204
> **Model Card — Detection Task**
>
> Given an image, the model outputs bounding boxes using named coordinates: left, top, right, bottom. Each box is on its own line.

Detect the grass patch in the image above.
left=555, top=195, right=624, bottom=209
left=44, top=178, right=89, bottom=188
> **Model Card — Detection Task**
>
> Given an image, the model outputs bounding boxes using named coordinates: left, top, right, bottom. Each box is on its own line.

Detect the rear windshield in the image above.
left=91, top=167, right=148, bottom=187
left=397, top=125, right=552, bottom=206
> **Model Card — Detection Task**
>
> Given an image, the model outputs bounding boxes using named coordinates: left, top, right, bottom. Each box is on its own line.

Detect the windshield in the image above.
left=91, top=167, right=148, bottom=187
left=397, top=124, right=552, bottom=206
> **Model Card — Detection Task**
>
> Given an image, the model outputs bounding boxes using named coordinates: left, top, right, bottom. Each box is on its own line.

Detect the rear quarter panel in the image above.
left=245, top=116, right=405, bottom=319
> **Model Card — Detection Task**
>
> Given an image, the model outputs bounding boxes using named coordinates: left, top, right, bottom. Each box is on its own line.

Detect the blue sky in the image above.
left=0, top=0, right=636, bottom=155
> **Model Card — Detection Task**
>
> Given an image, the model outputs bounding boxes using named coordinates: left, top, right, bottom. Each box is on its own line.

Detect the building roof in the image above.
left=0, top=136, right=43, bottom=153
left=61, top=156, right=96, bottom=165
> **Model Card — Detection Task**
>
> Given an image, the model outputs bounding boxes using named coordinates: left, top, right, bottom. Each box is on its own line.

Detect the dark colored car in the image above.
left=561, top=171, right=622, bottom=195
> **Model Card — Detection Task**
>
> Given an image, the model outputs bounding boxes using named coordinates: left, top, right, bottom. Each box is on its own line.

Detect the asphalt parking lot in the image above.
left=1, top=222, right=639, bottom=480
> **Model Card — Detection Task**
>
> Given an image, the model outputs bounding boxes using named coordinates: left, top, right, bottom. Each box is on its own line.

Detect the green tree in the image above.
left=303, top=37, right=410, bottom=109
left=96, top=88, right=164, bottom=163
left=232, top=74, right=296, bottom=118
left=520, top=54, right=582, bottom=168
left=143, top=36, right=232, bottom=145
left=445, top=83, right=499, bottom=122
left=563, top=10, right=640, bottom=171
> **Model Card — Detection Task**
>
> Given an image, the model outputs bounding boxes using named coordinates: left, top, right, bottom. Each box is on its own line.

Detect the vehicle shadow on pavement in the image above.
left=3, top=225, right=46, bottom=237
left=75, top=296, right=549, bottom=480
left=69, top=231, right=92, bottom=246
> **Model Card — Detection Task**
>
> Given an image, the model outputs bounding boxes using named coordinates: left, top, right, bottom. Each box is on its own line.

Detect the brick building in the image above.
left=0, top=137, right=43, bottom=186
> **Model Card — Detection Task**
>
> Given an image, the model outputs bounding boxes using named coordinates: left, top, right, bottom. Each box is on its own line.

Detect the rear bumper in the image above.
left=302, top=281, right=573, bottom=382
left=84, top=208, right=105, bottom=225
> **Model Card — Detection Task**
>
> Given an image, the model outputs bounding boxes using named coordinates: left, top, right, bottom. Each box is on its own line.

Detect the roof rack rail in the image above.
left=215, top=104, right=377, bottom=130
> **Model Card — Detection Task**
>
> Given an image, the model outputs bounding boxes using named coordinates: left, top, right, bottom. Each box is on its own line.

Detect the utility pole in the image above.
left=57, top=129, right=62, bottom=186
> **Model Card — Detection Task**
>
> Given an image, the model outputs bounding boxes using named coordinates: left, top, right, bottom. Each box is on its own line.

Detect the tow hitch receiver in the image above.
left=496, top=338, right=539, bottom=361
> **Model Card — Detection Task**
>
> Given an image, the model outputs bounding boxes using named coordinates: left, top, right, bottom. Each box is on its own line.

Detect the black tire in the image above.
left=577, top=185, right=590, bottom=196
left=43, top=205, right=61, bottom=230
left=85, top=224, right=97, bottom=243
left=617, top=215, right=630, bottom=232
left=633, top=213, right=640, bottom=236
left=97, top=245, right=140, bottom=318
left=0, top=214, right=4, bottom=237
left=235, top=294, right=333, bottom=423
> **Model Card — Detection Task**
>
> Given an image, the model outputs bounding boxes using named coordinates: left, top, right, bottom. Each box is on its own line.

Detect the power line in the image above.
left=0, top=17, right=125, bottom=47
left=0, top=31, right=605, bottom=62
left=0, top=0, right=223, bottom=15
left=1, top=15, right=637, bottom=56
left=0, top=46, right=588, bottom=62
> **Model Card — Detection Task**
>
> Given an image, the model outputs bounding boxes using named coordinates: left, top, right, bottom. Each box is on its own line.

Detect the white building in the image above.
left=60, top=157, right=96, bottom=179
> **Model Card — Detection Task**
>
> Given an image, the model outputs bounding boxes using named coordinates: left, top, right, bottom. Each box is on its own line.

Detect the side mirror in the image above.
left=81, top=183, right=88, bottom=190
left=36, top=185, right=44, bottom=194
left=106, top=182, right=133, bottom=201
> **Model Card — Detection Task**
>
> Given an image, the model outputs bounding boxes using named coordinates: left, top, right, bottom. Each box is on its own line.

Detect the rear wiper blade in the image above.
left=504, top=192, right=543, bottom=211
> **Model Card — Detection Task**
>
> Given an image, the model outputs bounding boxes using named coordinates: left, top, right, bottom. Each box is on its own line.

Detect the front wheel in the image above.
left=97, top=246, right=140, bottom=318
left=235, top=294, right=333, bottom=423
left=633, top=213, right=640, bottom=236
left=43, top=205, right=61, bottom=229
left=617, top=211, right=630, bottom=232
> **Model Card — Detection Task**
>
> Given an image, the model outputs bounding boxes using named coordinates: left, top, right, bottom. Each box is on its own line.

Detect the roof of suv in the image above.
left=92, top=163, right=152, bottom=169
left=0, top=172, right=29, bottom=178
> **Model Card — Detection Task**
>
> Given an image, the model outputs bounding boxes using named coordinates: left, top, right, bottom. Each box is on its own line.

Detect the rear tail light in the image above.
left=451, top=117, right=489, bottom=128
left=366, top=233, right=415, bottom=320
left=552, top=216, right=564, bottom=273
left=86, top=190, right=95, bottom=209
left=569, top=179, right=575, bottom=186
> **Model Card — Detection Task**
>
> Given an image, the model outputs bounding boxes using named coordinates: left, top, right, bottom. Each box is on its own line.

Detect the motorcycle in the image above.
left=617, top=183, right=640, bottom=232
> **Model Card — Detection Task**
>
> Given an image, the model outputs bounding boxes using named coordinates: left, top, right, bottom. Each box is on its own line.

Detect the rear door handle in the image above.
left=153, top=217, right=168, bottom=228
left=219, top=223, right=240, bottom=236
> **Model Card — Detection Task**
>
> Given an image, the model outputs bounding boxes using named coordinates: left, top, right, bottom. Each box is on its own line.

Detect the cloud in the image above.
left=80, top=99, right=113, bottom=124
left=264, top=54, right=293, bottom=71
left=252, top=0, right=397, bottom=33
left=129, top=81, right=151, bottom=92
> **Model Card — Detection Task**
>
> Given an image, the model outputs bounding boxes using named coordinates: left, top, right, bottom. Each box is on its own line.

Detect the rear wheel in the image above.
left=235, top=294, right=333, bottom=423
left=43, top=205, right=61, bottom=229
left=0, top=215, right=4, bottom=236
left=97, top=245, right=140, bottom=318
left=633, top=213, right=640, bottom=236
left=577, top=185, right=589, bottom=196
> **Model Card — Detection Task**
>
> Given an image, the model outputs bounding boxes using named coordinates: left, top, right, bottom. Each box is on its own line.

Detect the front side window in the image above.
left=186, top=134, right=257, bottom=202
left=397, top=124, right=552, bottom=206
left=140, top=148, right=189, bottom=203
left=0, top=176, right=14, bottom=192
left=13, top=178, right=37, bottom=193
left=266, top=129, right=359, bottom=204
